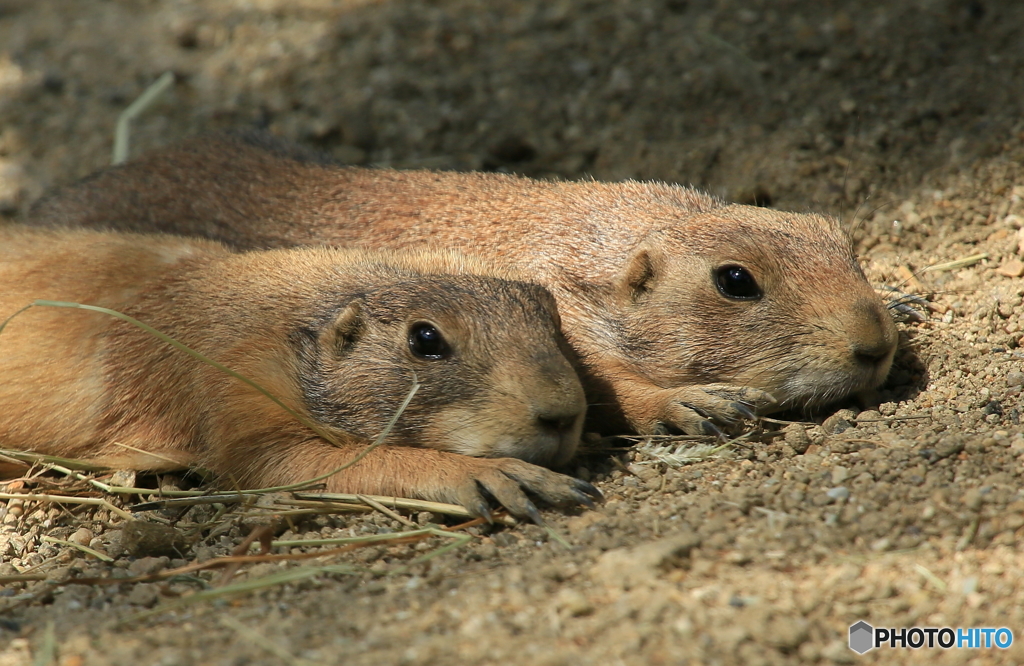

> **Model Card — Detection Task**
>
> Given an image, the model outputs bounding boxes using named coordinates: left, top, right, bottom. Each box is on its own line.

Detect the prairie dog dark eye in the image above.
left=715, top=265, right=762, bottom=300
left=408, top=323, right=450, bottom=359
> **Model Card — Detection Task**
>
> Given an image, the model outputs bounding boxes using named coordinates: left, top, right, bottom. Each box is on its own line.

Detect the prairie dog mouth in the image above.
left=768, top=363, right=894, bottom=412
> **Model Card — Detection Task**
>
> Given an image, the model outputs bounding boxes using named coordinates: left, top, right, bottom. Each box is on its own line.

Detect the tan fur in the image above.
left=0, top=226, right=596, bottom=519
left=31, top=130, right=899, bottom=434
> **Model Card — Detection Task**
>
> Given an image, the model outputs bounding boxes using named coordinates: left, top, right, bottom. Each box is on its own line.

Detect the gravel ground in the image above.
left=2, top=1, right=1024, bottom=664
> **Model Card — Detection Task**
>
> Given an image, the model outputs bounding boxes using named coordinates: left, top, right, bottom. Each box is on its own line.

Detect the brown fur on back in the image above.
left=31, top=131, right=899, bottom=435
left=0, top=226, right=593, bottom=515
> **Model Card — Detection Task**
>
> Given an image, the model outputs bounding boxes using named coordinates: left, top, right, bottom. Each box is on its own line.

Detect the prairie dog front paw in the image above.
left=641, top=384, right=776, bottom=436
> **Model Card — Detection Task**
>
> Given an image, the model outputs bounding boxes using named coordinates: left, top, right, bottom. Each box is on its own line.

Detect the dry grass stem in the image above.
left=0, top=448, right=111, bottom=473
left=31, top=621, right=56, bottom=666
left=0, top=574, right=47, bottom=584
left=112, top=526, right=476, bottom=624
left=123, top=563, right=362, bottom=625
left=0, top=492, right=134, bottom=521
left=292, top=492, right=517, bottom=526
left=53, top=526, right=473, bottom=591
left=108, top=441, right=186, bottom=467
left=921, top=253, right=989, bottom=272
left=39, top=535, right=114, bottom=562
left=913, top=563, right=948, bottom=592
left=112, top=71, right=175, bottom=164
left=356, top=494, right=418, bottom=527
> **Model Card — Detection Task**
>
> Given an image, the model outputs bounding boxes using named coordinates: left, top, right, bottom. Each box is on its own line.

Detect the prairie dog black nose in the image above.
left=536, top=411, right=583, bottom=434
left=533, top=376, right=586, bottom=432
left=849, top=298, right=898, bottom=367
left=532, top=353, right=587, bottom=429
left=528, top=353, right=586, bottom=465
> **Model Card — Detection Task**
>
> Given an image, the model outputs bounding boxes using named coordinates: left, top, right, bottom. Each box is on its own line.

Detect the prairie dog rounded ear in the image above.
left=620, top=246, right=657, bottom=303
left=321, top=299, right=364, bottom=355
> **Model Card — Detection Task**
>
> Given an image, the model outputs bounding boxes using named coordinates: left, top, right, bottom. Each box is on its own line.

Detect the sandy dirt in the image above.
left=2, top=0, right=1024, bottom=664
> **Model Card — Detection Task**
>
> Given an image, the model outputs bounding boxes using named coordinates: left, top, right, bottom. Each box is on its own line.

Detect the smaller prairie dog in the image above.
left=32, top=131, right=900, bottom=435
left=0, top=226, right=599, bottom=521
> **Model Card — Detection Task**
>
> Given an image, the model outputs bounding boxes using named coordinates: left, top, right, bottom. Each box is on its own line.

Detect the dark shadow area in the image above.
left=1, top=0, right=1022, bottom=226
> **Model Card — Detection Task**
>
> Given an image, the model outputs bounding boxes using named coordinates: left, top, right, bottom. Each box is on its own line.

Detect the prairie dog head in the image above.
left=614, top=206, right=897, bottom=409
left=293, top=257, right=585, bottom=467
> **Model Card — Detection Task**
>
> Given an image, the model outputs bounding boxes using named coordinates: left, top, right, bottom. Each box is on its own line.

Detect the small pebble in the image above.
left=126, top=583, right=160, bottom=608
left=870, top=537, right=892, bottom=552
left=822, top=412, right=855, bottom=435
left=127, top=556, right=170, bottom=577
left=784, top=424, right=811, bottom=454
left=556, top=589, right=594, bottom=617
left=69, top=528, right=94, bottom=547
left=826, top=487, right=850, bottom=501
left=961, top=489, right=984, bottom=512
left=109, top=469, right=137, bottom=489
left=121, top=520, right=188, bottom=558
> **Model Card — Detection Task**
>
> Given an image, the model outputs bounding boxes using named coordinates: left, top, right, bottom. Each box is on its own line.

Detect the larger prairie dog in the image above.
left=31, top=131, right=899, bottom=435
left=0, top=226, right=598, bottom=521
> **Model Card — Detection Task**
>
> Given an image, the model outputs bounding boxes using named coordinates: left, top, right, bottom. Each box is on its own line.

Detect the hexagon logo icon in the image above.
left=849, top=620, right=874, bottom=654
